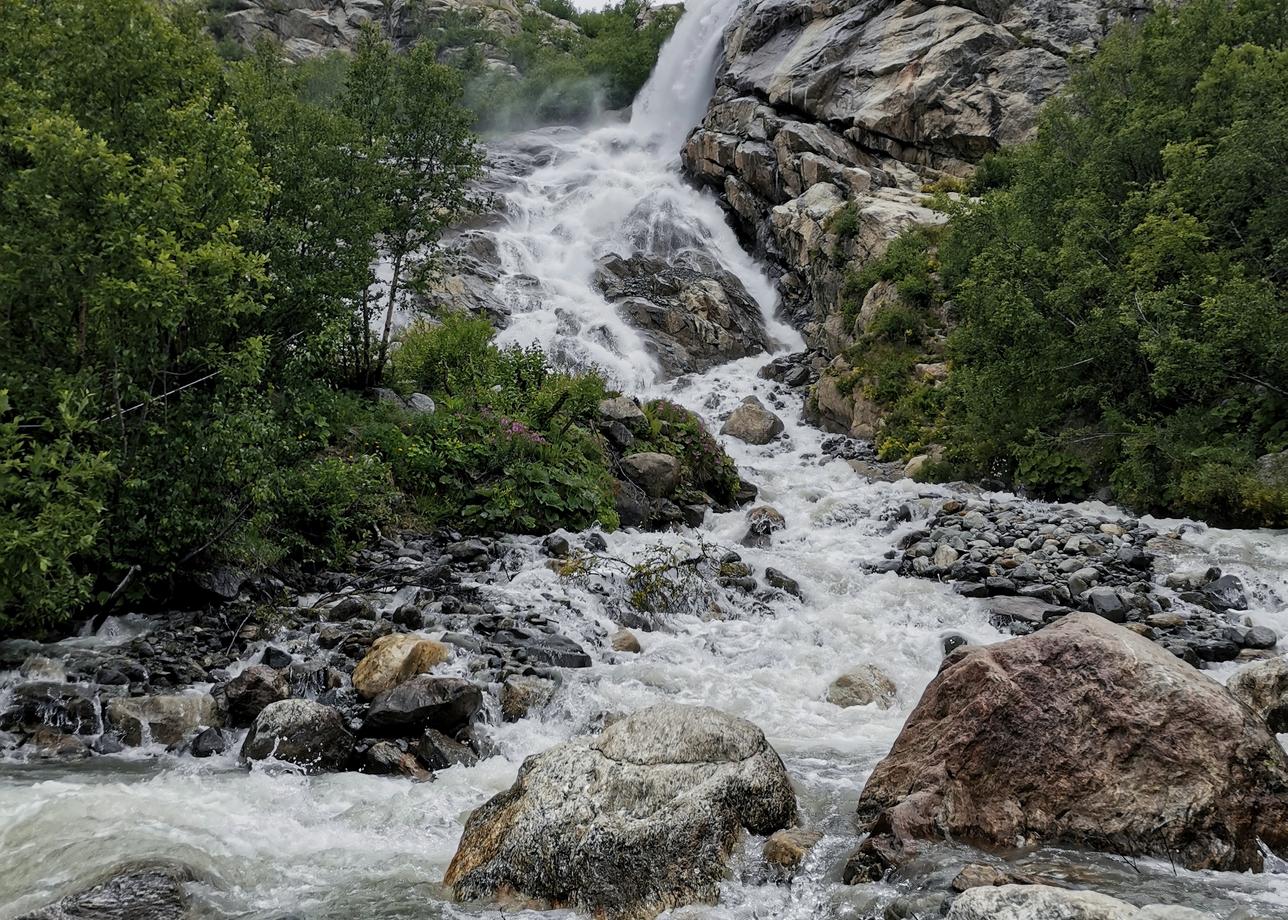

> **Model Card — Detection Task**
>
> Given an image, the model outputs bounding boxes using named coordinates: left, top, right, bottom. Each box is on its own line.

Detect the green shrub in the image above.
left=634, top=400, right=741, bottom=506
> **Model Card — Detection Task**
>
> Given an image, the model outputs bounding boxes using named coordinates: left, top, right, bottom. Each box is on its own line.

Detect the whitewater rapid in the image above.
left=4, top=0, right=1288, bottom=916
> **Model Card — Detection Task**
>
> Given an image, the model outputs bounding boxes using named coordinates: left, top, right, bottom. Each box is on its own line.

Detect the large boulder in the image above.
left=720, top=396, right=785, bottom=445
left=946, top=884, right=1216, bottom=920
left=19, top=862, right=194, bottom=920
left=362, top=675, right=482, bottom=737
left=593, top=252, right=771, bottom=378
left=1227, top=656, right=1288, bottom=733
left=444, top=704, right=797, bottom=918
left=852, top=614, right=1288, bottom=876
left=105, top=693, right=221, bottom=747
left=241, top=699, right=352, bottom=772
left=1, top=682, right=99, bottom=735
left=352, top=633, right=450, bottom=700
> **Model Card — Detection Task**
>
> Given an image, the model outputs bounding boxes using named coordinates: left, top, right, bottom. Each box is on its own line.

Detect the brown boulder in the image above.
left=852, top=614, right=1288, bottom=876
left=353, top=633, right=449, bottom=700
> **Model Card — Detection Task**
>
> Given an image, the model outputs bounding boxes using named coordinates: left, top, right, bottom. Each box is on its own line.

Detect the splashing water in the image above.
left=3, top=0, right=1288, bottom=917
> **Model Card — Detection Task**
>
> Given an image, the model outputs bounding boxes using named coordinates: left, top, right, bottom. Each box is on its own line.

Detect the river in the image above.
left=3, top=0, right=1288, bottom=916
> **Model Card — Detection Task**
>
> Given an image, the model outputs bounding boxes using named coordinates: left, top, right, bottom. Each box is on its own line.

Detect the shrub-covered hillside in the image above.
left=835, top=0, right=1288, bottom=526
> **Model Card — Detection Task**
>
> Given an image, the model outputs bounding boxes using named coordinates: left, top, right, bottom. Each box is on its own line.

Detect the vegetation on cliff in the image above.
left=844, top=0, right=1288, bottom=526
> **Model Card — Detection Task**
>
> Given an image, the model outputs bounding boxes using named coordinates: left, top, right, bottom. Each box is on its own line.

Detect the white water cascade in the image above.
left=3, top=1, right=1288, bottom=917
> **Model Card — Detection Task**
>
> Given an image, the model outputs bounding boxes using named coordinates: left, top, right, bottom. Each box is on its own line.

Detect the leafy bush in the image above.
left=634, top=400, right=741, bottom=506
left=927, top=0, right=1288, bottom=522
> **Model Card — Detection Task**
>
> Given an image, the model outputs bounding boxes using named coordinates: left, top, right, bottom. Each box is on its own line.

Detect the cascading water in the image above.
left=3, top=1, right=1288, bottom=918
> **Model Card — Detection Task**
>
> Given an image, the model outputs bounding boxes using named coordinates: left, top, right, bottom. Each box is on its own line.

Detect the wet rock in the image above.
left=194, top=565, right=246, bottom=602
left=362, top=740, right=431, bottom=781
left=260, top=646, right=292, bottom=669
left=720, top=396, right=785, bottom=445
left=1203, top=573, right=1248, bottom=611
left=764, top=567, right=802, bottom=599
left=593, top=252, right=771, bottom=377
left=417, top=728, right=478, bottom=770
left=610, top=628, right=641, bottom=653
left=353, top=633, right=438, bottom=700
left=741, top=504, right=785, bottom=548
left=946, top=884, right=1217, bottom=920
left=221, top=665, right=290, bottom=727
left=241, top=699, right=353, bottom=772
left=105, top=693, right=220, bottom=747
left=986, top=596, right=1069, bottom=635
left=2, top=682, right=99, bottom=734
left=542, top=533, right=572, bottom=558
left=19, top=655, right=66, bottom=682
left=189, top=727, right=228, bottom=758
left=1244, top=625, right=1278, bottom=650
left=18, top=861, right=195, bottom=920
left=444, top=704, right=796, bottom=918
left=1228, top=657, right=1288, bottom=733
left=613, top=477, right=650, bottom=528
left=329, top=595, right=376, bottom=621
left=363, top=675, right=482, bottom=737
left=763, top=828, right=822, bottom=871
left=25, top=725, right=91, bottom=760
left=853, top=614, right=1288, bottom=873
left=950, top=863, right=1022, bottom=892
left=500, top=675, right=556, bottom=722
left=620, top=452, right=681, bottom=498
left=446, top=539, right=491, bottom=563
left=826, top=665, right=897, bottom=709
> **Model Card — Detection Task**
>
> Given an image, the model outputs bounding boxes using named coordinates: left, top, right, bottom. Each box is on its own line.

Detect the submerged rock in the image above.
left=826, top=665, right=897, bottom=710
left=241, top=699, right=352, bottom=772
left=444, top=704, right=796, bottom=918
left=104, top=693, right=220, bottom=747
left=852, top=614, right=1288, bottom=876
left=20, top=861, right=194, bottom=920
left=946, top=884, right=1217, bottom=920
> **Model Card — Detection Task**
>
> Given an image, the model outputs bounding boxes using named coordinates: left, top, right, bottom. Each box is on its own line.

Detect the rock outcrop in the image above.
left=682, top=0, right=1148, bottom=329
left=19, top=862, right=195, bottom=920
left=444, top=703, right=797, bottom=918
left=593, top=252, right=772, bottom=377
left=851, top=614, right=1288, bottom=878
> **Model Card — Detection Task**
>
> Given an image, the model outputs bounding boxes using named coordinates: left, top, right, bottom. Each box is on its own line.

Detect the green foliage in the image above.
left=929, top=0, right=1288, bottom=523
left=634, top=400, right=741, bottom=506
left=843, top=226, right=940, bottom=320
left=377, top=317, right=618, bottom=534
left=557, top=538, right=724, bottom=618
left=416, top=0, right=681, bottom=130
left=0, top=392, right=113, bottom=633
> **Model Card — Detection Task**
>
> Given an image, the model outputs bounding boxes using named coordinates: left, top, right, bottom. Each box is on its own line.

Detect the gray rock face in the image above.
left=241, top=699, right=353, bottom=772
left=682, top=0, right=1146, bottom=329
left=445, top=704, right=797, bottom=918
left=19, top=862, right=194, bottom=920
left=946, top=884, right=1217, bottom=920
left=852, top=615, right=1288, bottom=876
left=593, top=252, right=772, bottom=378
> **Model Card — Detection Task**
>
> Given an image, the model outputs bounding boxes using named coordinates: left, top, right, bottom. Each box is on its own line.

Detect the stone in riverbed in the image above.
left=445, top=704, right=796, bottom=919
left=763, top=828, right=822, bottom=871
left=352, top=633, right=450, bottom=700
left=416, top=728, right=478, bottom=770
left=363, top=675, right=482, bottom=737
left=851, top=614, right=1288, bottom=877
left=610, top=628, right=641, bottom=653
left=241, top=699, right=352, bottom=772
left=105, top=693, right=221, bottom=747
left=720, top=397, right=785, bottom=445
left=18, top=862, right=195, bottom=920
left=945, top=884, right=1217, bottom=920
left=500, top=675, right=555, bottom=722
left=2, top=682, right=99, bottom=735
left=221, top=665, right=289, bottom=727
left=826, top=665, right=896, bottom=709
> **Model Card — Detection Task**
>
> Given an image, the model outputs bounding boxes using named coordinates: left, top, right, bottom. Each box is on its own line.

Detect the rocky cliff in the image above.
left=682, top=0, right=1149, bottom=333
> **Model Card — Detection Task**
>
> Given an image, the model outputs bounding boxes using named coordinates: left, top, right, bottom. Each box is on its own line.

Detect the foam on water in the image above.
left=2, top=0, right=1288, bottom=915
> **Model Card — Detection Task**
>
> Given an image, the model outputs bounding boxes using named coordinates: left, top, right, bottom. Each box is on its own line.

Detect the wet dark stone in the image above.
left=221, top=666, right=289, bottom=728
left=486, top=628, right=592, bottom=669
left=416, top=728, right=479, bottom=770
left=330, top=597, right=375, bottom=622
left=764, top=568, right=802, bottom=599
left=362, top=676, right=483, bottom=738
left=190, top=727, right=227, bottom=758
left=2, top=682, right=99, bottom=734
left=1204, top=574, right=1248, bottom=611
left=17, top=862, right=195, bottom=920
left=542, top=534, right=573, bottom=558
left=260, top=646, right=293, bottom=669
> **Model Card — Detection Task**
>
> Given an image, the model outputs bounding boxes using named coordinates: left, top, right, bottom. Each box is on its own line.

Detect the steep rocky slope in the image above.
left=682, top=0, right=1149, bottom=331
